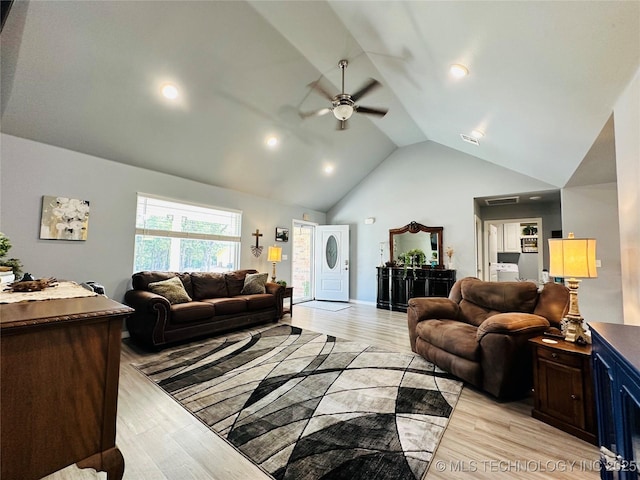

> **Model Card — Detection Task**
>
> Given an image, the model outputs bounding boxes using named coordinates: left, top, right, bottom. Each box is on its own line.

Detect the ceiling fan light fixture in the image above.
left=333, top=104, right=354, bottom=121
left=450, top=64, right=469, bottom=78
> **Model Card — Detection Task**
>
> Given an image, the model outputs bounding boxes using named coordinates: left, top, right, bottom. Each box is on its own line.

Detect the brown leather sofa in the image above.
left=125, top=269, right=284, bottom=349
left=408, top=277, right=569, bottom=400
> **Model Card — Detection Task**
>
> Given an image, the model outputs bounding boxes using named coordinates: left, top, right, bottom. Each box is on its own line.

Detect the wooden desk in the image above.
left=0, top=296, right=133, bottom=480
left=282, top=286, right=293, bottom=317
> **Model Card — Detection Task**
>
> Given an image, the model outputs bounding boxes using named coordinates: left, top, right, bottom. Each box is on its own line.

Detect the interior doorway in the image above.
left=482, top=217, right=543, bottom=283
left=291, top=220, right=315, bottom=303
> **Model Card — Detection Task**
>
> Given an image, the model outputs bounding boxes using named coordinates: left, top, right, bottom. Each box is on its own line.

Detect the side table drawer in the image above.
left=537, top=346, right=583, bottom=368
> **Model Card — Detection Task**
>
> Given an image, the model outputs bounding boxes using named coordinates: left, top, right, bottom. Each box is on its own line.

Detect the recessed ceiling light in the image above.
left=529, top=196, right=542, bottom=200
left=450, top=64, right=469, bottom=78
left=460, top=133, right=479, bottom=146
left=470, top=129, right=484, bottom=139
left=161, top=83, right=179, bottom=100
left=323, top=164, right=335, bottom=174
left=265, top=136, right=279, bottom=148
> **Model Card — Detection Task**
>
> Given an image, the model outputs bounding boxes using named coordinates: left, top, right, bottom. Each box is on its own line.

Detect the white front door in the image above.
left=314, top=225, right=349, bottom=301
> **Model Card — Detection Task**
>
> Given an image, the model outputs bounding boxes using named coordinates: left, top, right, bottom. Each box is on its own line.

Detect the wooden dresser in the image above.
left=0, top=296, right=133, bottom=480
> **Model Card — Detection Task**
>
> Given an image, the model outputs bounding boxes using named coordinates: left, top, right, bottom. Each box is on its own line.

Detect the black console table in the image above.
left=376, top=267, right=456, bottom=312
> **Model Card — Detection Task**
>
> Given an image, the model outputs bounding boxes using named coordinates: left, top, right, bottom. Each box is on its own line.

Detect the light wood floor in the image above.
left=45, top=303, right=599, bottom=480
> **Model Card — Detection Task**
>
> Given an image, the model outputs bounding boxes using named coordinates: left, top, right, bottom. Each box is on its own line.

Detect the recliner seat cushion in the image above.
left=415, top=319, right=481, bottom=362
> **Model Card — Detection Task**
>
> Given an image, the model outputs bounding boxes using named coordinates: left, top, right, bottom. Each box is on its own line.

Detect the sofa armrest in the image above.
left=476, top=313, right=549, bottom=341
left=265, top=282, right=285, bottom=317
left=124, top=289, right=170, bottom=312
left=407, top=298, right=460, bottom=351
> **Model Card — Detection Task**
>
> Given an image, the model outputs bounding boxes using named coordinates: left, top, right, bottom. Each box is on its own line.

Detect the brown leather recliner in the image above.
left=408, top=277, right=569, bottom=400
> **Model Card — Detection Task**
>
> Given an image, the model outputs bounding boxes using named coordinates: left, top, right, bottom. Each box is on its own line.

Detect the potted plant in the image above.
left=0, top=232, right=23, bottom=279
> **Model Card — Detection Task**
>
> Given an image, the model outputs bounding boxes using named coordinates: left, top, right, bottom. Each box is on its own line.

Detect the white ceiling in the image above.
left=1, top=1, right=638, bottom=212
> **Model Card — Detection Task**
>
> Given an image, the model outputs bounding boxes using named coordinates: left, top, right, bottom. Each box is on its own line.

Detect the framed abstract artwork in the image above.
left=40, top=195, right=90, bottom=241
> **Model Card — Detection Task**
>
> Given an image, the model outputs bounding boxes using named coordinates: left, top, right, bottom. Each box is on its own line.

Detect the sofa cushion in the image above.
left=169, top=301, right=215, bottom=324
left=133, top=271, right=193, bottom=297
left=533, top=282, right=570, bottom=328
left=415, top=319, right=481, bottom=362
left=458, top=300, right=501, bottom=327
left=147, top=276, right=192, bottom=304
left=203, top=297, right=248, bottom=315
left=225, top=269, right=258, bottom=296
left=235, top=293, right=276, bottom=311
left=191, top=272, right=228, bottom=300
left=241, top=272, right=269, bottom=294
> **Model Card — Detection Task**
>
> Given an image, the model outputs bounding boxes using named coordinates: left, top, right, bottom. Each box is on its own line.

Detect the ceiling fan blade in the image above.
left=308, top=80, right=335, bottom=102
left=299, top=108, right=332, bottom=119
left=336, top=119, right=349, bottom=131
left=350, top=78, right=381, bottom=102
left=356, top=106, right=388, bottom=117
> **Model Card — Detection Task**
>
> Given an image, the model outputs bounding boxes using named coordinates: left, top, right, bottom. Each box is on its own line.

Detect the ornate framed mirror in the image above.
left=389, top=222, right=444, bottom=268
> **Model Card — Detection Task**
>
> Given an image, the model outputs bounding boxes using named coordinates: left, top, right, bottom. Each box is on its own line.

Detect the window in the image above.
left=134, top=194, right=241, bottom=273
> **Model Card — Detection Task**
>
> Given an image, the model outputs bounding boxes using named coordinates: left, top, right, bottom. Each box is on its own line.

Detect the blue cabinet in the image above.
left=590, top=322, right=640, bottom=480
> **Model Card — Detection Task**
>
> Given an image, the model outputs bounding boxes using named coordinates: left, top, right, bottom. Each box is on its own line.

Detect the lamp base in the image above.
left=562, top=314, right=591, bottom=344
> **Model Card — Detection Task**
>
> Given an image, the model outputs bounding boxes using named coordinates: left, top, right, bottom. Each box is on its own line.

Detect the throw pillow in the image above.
left=148, top=276, right=192, bottom=304
left=241, top=272, right=269, bottom=295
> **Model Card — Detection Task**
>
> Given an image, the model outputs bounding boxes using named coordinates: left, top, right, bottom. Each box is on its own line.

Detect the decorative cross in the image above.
left=251, top=229, right=263, bottom=257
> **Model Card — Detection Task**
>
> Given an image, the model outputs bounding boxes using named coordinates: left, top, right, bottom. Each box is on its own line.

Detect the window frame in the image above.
left=133, top=193, right=242, bottom=273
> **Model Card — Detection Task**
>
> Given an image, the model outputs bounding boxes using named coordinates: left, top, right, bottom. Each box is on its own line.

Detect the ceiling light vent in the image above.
left=460, top=134, right=479, bottom=146
left=485, top=196, right=520, bottom=206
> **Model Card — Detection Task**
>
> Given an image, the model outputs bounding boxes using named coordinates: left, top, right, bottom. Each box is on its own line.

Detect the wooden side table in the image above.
left=529, top=335, right=597, bottom=444
left=0, top=296, right=133, bottom=480
left=282, top=286, right=293, bottom=317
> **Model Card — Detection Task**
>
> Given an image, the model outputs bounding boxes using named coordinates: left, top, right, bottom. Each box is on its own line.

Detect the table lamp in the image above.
left=267, top=245, right=282, bottom=282
left=548, top=233, right=597, bottom=343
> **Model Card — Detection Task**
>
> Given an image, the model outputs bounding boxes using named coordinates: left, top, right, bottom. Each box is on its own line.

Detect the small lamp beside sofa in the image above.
left=408, top=277, right=570, bottom=400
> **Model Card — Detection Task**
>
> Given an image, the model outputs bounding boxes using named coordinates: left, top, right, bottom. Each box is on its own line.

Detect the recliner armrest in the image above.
left=476, top=313, right=549, bottom=341
left=408, top=297, right=460, bottom=321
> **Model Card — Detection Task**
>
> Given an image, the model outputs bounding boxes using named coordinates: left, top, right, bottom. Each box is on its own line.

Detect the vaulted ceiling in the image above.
left=1, top=1, right=638, bottom=212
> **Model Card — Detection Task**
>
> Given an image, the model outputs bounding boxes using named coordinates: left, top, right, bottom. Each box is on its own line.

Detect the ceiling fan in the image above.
left=301, top=59, right=388, bottom=130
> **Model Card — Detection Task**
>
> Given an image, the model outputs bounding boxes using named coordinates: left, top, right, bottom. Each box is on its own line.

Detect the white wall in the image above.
left=561, top=182, right=623, bottom=324
left=613, top=67, right=640, bottom=326
left=326, top=140, right=556, bottom=303
left=0, top=134, right=325, bottom=302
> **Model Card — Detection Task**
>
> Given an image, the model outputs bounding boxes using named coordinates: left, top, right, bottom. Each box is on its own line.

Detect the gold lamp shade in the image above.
left=547, top=233, right=597, bottom=343
left=267, top=246, right=282, bottom=263
left=548, top=233, right=597, bottom=279
left=267, top=246, right=282, bottom=282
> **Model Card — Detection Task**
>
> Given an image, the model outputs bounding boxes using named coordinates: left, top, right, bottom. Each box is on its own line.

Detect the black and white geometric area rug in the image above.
left=134, top=324, right=463, bottom=480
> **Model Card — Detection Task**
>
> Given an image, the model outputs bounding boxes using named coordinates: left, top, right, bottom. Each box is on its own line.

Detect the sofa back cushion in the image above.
left=533, top=282, right=570, bottom=328
left=132, top=271, right=193, bottom=298
left=191, top=272, right=228, bottom=300
left=225, top=269, right=258, bottom=296
left=459, top=278, right=539, bottom=327
left=148, top=276, right=192, bottom=304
